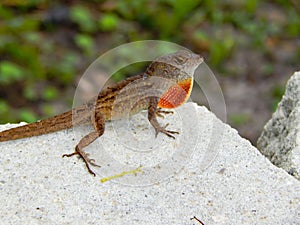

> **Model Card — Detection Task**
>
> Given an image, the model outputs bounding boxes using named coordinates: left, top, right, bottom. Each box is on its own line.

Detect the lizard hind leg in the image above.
left=62, top=110, right=105, bottom=176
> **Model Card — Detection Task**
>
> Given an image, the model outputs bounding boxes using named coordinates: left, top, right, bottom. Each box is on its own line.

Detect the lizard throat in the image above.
left=158, top=78, right=193, bottom=109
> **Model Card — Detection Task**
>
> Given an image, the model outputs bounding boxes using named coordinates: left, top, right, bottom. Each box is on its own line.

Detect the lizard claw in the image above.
left=156, top=109, right=173, bottom=118
left=62, top=147, right=100, bottom=176
left=88, top=158, right=101, bottom=167
left=62, top=152, right=77, bottom=157
left=154, top=123, right=179, bottom=139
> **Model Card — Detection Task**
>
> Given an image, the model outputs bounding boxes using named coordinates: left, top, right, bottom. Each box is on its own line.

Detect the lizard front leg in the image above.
left=148, top=97, right=179, bottom=139
left=63, top=109, right=105, bottom=176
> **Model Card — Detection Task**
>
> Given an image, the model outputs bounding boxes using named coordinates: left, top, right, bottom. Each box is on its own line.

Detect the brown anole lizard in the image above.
left=0, top=50, right=203, bottom=176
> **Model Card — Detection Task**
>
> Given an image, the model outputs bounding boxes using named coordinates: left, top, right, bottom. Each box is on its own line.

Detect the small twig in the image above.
left=190, top=216, right=205, bottom=225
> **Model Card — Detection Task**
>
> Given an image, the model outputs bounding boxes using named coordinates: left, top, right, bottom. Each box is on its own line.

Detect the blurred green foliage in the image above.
left=98, top=13, right=120, bottom=31
left=271, top=84, right=285, bottom=111
left=0, top=61, right=24, bottom=84
left=229, top=113, right=251, bottom=126
left=74, top=34, right=95, bottom=57
left=0, top=0, right=299, bottom=124
left=70, top=5, right=97, bottom=33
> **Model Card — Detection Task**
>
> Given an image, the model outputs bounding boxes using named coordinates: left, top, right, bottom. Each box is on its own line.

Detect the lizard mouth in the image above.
left=158, top=78, right=193, bottom=109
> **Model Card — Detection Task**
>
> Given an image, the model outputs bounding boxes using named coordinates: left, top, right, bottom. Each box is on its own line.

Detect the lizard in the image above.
left=0, top=50, right=203, bottom=176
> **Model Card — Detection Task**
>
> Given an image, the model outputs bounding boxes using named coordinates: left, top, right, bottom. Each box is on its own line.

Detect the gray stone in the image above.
left=0, top=103, right=299, bottom=224
left=257, top=71, right=300, bottom=180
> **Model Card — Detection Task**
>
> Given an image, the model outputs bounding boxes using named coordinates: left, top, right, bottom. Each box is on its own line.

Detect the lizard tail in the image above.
left=0, top=111, right=73, bottom=142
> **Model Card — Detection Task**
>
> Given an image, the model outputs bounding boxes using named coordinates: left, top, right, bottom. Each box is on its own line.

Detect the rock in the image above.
left=257, top=71, right=300, bottom=180
left=0, top=103, right=299, bottom=224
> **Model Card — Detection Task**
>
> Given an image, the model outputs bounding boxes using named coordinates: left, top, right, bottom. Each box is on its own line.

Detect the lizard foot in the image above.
left=62, top=147, right=100, bottom=176
left=154, top=123, right=179, bottom=139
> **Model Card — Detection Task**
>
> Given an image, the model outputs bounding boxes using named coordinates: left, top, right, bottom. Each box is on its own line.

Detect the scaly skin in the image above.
left=0, top=50, right=203, bottom=176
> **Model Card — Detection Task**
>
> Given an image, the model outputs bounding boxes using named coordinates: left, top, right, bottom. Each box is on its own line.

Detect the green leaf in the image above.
left=19, top=109, right=37, bottom=123
left=74, top=34, right=94, bottom=56
left=42, top=86, right=59, bottom=101
left=98, top=13, right=120, bottom=32
left=70, top=5, right=96, bottom=33
left=0, top=61, right=24, bottom=84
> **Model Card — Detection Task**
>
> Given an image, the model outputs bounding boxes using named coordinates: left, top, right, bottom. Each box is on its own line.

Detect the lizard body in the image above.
left=0, top=50, right=203, bottom=175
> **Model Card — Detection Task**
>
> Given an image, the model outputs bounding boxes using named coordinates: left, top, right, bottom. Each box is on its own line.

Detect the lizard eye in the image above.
left=174, top=56, right=188, bottom=65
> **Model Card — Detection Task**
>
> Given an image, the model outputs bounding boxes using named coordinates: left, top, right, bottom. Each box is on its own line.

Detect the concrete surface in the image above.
left=0, top=103, right=299, bottom=224
left=257, top=71, right=300, bottom=180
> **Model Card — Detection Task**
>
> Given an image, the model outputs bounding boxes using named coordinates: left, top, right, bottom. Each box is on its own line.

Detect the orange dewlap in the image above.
left=158, top=78, right=193, bottom=108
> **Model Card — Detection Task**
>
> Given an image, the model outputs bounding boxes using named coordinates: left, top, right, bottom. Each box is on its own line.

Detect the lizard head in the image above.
left=146, top=50, right=203, bottom=81
left=154, top=50, right=203, bottom=78
left=146, top=50, right=204, bottom=109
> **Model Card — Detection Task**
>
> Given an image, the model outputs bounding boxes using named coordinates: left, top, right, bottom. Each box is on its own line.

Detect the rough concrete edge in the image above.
left=257, top=71, right=300, bottom=180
